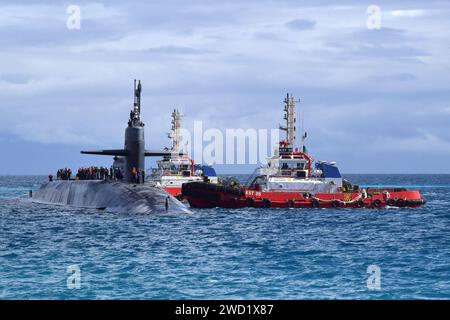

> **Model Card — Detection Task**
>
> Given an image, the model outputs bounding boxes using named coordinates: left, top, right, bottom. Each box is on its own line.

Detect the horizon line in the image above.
left=1, top=173, right=450, bottom=176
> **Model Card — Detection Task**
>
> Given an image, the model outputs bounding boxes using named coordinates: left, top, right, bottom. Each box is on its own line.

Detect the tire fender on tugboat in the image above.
left=262, top=199, right=272, bottom=208
left=312, top=198, right=320, bottom=208
left=372, top=199, right=382, bottom=208
left=246, top=197, right=256, bottom=207
left=396, top=198, right=405, bottom=207
left=387, top=198, right=396, bottom=206
left=332, top=200, right=341, bottom=208
left=356, top=199, right=365, bottom=208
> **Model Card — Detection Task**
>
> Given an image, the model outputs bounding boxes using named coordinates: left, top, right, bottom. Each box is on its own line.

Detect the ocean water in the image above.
left=0, top=174, right=449, bottom=300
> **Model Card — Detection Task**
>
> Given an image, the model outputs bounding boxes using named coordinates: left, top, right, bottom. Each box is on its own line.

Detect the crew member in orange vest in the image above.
left=131, top=167, right=138, bottom=183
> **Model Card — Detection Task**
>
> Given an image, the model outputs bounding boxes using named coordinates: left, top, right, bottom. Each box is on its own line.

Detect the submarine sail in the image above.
left=81, top=80, right=171, bottom=183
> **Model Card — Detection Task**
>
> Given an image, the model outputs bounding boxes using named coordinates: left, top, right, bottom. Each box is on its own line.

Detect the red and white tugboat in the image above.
left=148, top=109, right=218, bottom=198
left=182, top=94, right=426, bottom=209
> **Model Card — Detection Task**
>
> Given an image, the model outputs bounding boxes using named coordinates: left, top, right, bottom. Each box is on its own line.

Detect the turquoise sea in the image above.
left=0, top=174, right=449, bottom=299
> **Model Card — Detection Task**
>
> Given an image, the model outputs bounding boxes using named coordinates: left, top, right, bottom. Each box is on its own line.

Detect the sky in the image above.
left=0, top=0, right=449, bottom=174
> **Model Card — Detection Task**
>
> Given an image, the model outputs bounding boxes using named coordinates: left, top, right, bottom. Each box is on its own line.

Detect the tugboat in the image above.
left=182, top=94, right=426, bottom=209
left=148, top=109, right=218, bottom=199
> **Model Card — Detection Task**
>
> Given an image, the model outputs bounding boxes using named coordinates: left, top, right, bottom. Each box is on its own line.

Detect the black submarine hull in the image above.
left=32, top=180, right=190, bottom=214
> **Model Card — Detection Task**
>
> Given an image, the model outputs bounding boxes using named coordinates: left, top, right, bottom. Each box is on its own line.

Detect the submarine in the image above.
left=32, top=80, right=190, bottom=214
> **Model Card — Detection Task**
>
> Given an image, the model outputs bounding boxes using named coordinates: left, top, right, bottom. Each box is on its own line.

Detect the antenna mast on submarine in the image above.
left=130, top=79, right=143, bottom=127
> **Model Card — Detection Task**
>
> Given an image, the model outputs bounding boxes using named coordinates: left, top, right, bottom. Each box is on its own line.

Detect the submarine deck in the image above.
left=32, top=180, right=190, bottom=214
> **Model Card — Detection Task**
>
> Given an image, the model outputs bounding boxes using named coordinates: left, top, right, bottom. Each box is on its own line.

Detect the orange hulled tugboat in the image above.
left=182, top=94, right=426, bottom=209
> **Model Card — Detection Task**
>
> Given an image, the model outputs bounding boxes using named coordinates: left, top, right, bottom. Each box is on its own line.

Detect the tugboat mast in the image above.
left=169, top=109, right=183, bottom=153
left=279, top=93, right=297, bottom=149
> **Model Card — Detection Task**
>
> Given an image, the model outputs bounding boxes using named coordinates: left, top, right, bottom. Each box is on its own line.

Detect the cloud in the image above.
left=1, top=73, right=35, bottom=84
left=285, top=19, right=316, bottom=30
left=368, top=73, right=416, bottom=82
left=391, top=9, right=426, bottom=17
left=143, top=45, right=215, bottom=55
left=0, top=0, right=449, bottom=173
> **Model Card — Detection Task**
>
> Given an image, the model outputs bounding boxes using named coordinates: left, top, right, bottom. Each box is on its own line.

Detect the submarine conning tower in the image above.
left=81, top=80, right=169, bottom=183
left=124, top=79, right=145, bottom=183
